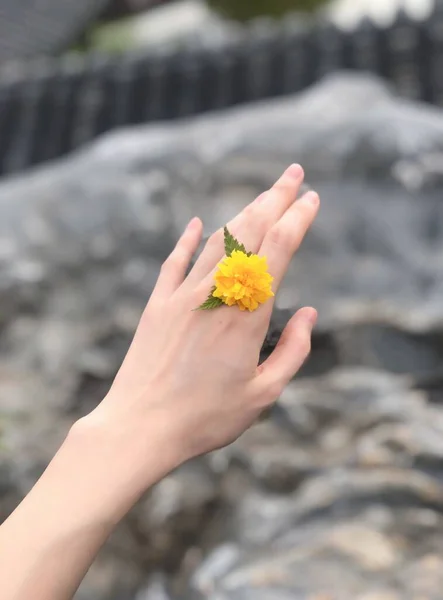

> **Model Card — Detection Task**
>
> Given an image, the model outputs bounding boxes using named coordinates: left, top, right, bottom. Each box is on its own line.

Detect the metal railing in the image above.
left=1, top=4, right=443, bottom=176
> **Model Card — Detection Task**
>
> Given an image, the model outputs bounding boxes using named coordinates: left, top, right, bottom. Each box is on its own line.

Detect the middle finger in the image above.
left=186, top=164, right=305, bottom=285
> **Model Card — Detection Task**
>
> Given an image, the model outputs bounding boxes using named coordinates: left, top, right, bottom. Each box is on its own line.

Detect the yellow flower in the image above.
left=212, top=250, right=274, bottom=311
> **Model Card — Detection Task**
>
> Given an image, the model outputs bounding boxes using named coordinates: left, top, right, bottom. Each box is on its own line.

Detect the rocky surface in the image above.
left=189, top=370, right=443, bottom=599
left=2, top=73, right=443, bottom=598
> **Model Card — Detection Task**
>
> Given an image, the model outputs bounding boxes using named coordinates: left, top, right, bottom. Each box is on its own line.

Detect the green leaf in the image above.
left=194, top=287, right=224, bottom=311
left=224, top=226, right=252, bottom=257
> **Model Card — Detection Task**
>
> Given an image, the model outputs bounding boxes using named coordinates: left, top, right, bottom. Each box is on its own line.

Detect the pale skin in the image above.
left=0, top=164, right=320, bottom=600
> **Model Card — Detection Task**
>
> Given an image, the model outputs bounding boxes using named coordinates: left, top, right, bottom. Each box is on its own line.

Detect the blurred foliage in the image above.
left=207, top=0, right=330, bottom=20
left=66, top=18, right=133, bottom=54
left=87, top=18, right=134, bottom=53
left=67, top=0, right=333, bottom=56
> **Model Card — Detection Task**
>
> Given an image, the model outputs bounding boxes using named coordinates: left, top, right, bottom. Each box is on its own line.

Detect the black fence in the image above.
left=1, top=4, right=443, bottom=176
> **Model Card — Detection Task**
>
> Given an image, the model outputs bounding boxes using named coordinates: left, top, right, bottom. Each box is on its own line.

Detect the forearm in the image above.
left=0, top=407, right=178, bottom=600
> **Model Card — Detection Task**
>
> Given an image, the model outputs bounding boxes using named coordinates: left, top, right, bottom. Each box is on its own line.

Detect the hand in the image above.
left=0, top=165, right=319, bottom=600
left=85, top=164, right=320, bottom=487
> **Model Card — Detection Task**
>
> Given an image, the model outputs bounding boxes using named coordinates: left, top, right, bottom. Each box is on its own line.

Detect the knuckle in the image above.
left=254, top=190, right=270, bottom=204
left=206, top=229, right=222, bottom=250
left=162, top=250, right=184, bottom=271
left=268, top=224, right=293, bottom=248
left=243, top=202, right=256, bottom=216
left=242, top=200, right=270, bottom=231
left=249, top=317, right=266, bottom=337
left=189, top=287, right=205, bottom=308
left=254, top=209, right=271, bottom=232
left=272, top=181, right=295, bottom=199
left=272, top=180, right=290, bottom=192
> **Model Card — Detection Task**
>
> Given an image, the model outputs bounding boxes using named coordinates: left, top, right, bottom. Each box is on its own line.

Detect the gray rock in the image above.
left=189, top=371, right=443, bottom=600
left=134, top=574, right=173, bottom=600
left=2, top=73, right=443, bottom=599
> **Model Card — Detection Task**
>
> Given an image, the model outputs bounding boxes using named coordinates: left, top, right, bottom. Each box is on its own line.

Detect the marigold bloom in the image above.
left=212, top=250, right=274, bottom=312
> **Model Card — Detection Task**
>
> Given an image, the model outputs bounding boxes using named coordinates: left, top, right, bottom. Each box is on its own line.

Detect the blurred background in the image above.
left=3, top=1, right=443, bottom=599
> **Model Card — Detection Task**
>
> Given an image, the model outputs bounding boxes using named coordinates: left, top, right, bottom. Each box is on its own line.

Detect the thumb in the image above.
left=257, top=307, right=317, bottom=396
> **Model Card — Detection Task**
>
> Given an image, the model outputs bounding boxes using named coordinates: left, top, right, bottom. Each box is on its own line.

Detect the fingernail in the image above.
left=186, top=217, right=200, bottom=231
left=303, top=308, right=318, bottom=326
left=286, top=163, right=303, bottom=180
left=302, top=191, right=320, bottom=207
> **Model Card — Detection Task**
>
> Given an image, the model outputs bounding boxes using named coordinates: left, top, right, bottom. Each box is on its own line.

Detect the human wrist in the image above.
left=68, top=401, right=183, bottom=520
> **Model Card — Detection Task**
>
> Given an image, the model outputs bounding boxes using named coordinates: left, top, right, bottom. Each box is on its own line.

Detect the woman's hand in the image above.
left=89, top=164, right=320, bottom=482
left=0, top=165, right=319, bottom=600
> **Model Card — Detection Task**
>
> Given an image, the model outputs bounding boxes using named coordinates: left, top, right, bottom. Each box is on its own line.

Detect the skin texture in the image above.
left=0, top=164, right=319, bottom=600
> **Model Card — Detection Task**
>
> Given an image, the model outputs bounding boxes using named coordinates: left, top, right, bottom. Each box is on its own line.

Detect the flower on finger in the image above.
left=196, top=227, right=274, bottom=312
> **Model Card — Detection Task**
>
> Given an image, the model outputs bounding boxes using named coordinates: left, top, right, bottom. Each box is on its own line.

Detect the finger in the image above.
left=186, top=164, right=304, bottom=285
left=153, top=217, right=203, bottom=299
left=260, top=190, right=320, bottom=294
left=255, top=307, right=317, bottom=398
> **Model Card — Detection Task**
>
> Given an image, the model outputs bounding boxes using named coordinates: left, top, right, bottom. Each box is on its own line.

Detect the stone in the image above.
left=134, top=574, right=173, bottom=600
left=2, top=74, right=443, bottom=599
left=188, top=371, right=443, bottom=599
